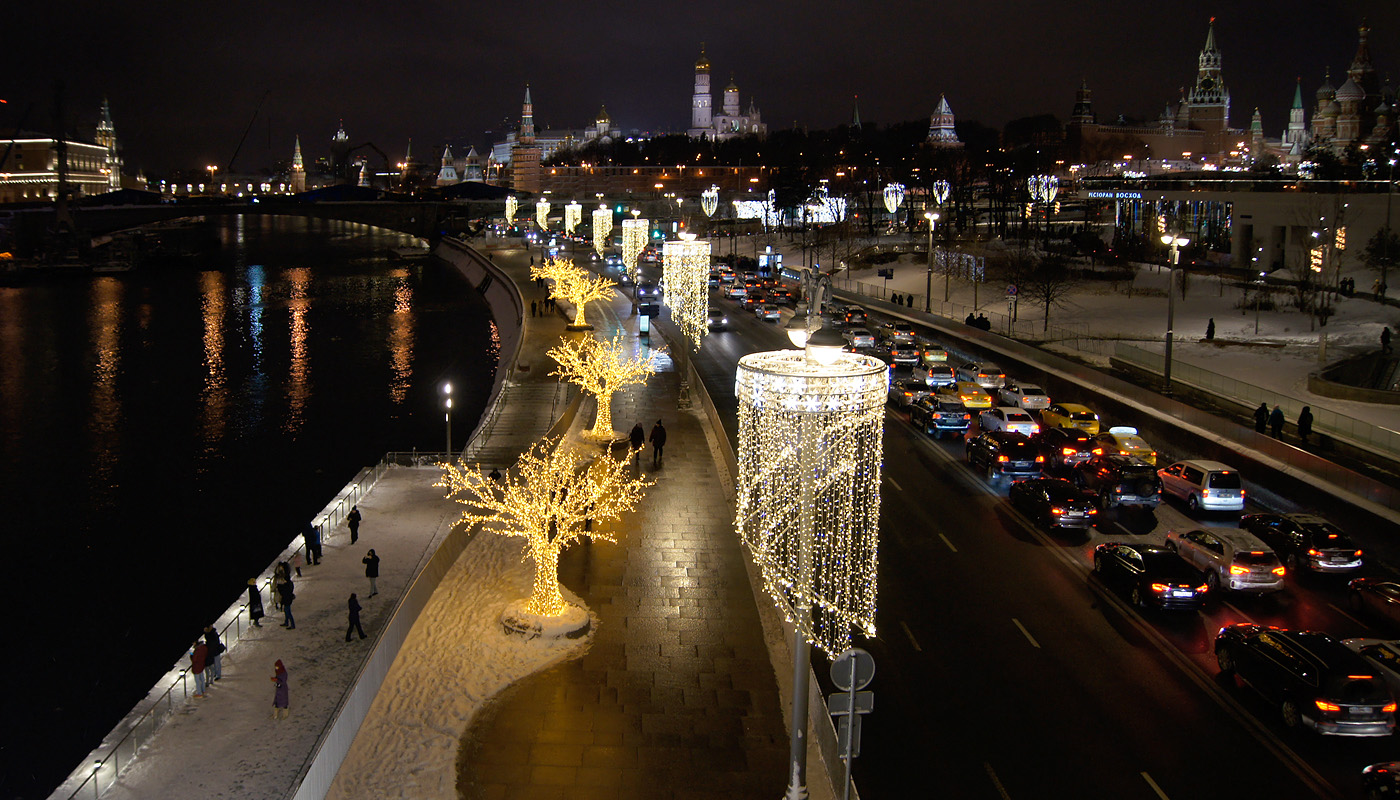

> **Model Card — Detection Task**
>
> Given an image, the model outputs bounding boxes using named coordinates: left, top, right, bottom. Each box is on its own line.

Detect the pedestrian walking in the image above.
left=272, top=563, right=288, bottom=610
left=891, top=292, right=901, bottom=306
left=190, top=640, right=209, bottom=698
left=278, top=575, right=296, bottom=629
left=1269, top=404, right=1285, bottom=439
left=363, top=549, right=380, bottom=597
left=203, top=625, right=225, bottom=682
left=629, top=422, right=645, bottom=474
left=649, top=419, right=667, bottom=467
left=247, top=578, right=265, bottom=627
left=488, top=467, right=503, bottom=483
left=1383, top=326, right=1393, bottom=354
left=1374, top=279, right=1383, bottom=300
left=1298, top=406, right=1314, bottom=445
left=270, top=660, right=289, bottom=720
left=1206, top=318, right=1215, bottom=340
left=530, top=300, right=537, bottom=318
left=1253, top=402, right=1269, bottom=433
left=346, top=593, right=367, bottom=641
left=347, top=506, right=362, bottom=545
left=303, top=522, right=322, bottom=566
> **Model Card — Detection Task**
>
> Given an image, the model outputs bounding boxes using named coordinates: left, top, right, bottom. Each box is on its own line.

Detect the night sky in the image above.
left=3, top=1, right=1397, bottom=175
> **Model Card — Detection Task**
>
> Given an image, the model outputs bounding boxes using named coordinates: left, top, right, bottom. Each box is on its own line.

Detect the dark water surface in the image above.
left=0, top=216, right=499, bottom=798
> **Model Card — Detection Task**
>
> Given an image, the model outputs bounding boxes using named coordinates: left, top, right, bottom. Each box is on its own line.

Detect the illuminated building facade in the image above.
left=0, top=100, right=126, bottom=204
left=687, top=45, right=766, bottom=141
left=511, top=85, right=542, bottom=194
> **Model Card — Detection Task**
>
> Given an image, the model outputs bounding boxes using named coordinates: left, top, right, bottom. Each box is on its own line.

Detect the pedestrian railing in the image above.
left=1113, top=342, right=1400, bottom=461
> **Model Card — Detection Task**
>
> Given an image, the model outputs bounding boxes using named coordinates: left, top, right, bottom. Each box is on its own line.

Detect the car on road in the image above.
left=706, top=307, right=729, bottom=331
left=1239, top=513, right=1364, bottom=575
left=943, top=381, right=992, bottom=409
left=1071, top=454, right=1162, bottom=512
left=1216, top=624, right=1397, bottom=736
left=636, top=282, right=661, bottom=301
left=880, top=320, right=917, bottom=340
left=954, top=361, right=1007, bottom=389
left=1039, top=403, right=1101, bottom=435
left=604, top=253, right=624, bottom=270
left=843, top=307, right=868, bottom=327
left=914, top=363, right=956, bottom=387
left=966, top=430, right=1044, bottom=484
left=998, top=382, right=1051, bottom=411
left=1165, top=527, right=1285, bottom=594
left=909, top=396, right=971, bottom=439
left=844, top=328, right=877, bottom=348
left=755, top=304, right=782, bottom=321
left=1348, top=579, right=1400, bottom=628
left=1093, top=426, right=1158, bottom=466
left=767, top=288, right=795, bottom=306
left=979, top=407, right=1040, bottom=436
left=1158, top=459, right=1245, bottom=513
left=1344, top=639, right=1400, bottom=702
left=887, top=339, right=922, bottom=366
left=888, top=379, right=930, bottom=409
left=919, top=342, right=949, bottom=364
left=1092, top=543, right=1208, bottom=610
left=1031, top=428, right=1101, bottom=471
left=1010, top=478, right=1098, bottom=530
left=724, top=284, right=748, bottom=300
left=742, top=292, right=767, bottom=310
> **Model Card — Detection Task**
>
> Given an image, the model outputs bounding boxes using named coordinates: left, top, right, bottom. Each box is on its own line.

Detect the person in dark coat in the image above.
left=965, top=313, right=977, bottom=326
left=1297, top=406, right=1314, bottom=445
left=203, top=625, right=225, bottom=682
left=1205, top=318, right=1215, bottom=340
left=303, top=523, right=322, bottom=565
left=649, top=419, right=667, bottom=467
left=190, top=640, right=209, bottom=698
left=530, top=300, right=537, bottom=318
left=363, top=549, right=380, bottom=597
left=891, top=292, right=901, bottom=306
left=270, top=660, right=289, bottom=720
left=346, top=593, right=366, bottom=641
left=1383, top=326, right=1393, bottom=354
left=247, top=578, right=266, bottom=627
left=277, top=576, right=296, bottom=629
left=1269, top=404, right=1285, bottom=439
left=347, top=506, right=362, bottom=545
left=1253, top=402, right=1269, bottom=433
left=907, top=294, right=914, bottom=308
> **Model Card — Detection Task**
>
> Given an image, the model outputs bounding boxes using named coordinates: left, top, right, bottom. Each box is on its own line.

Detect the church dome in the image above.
left=1316, top=71, right=1335, bottom=101
left=1335, top=77, right=1365, bottom=103
left=695, top=48, right=710, bottom=70
left=596, top=105, right=611, bottom=123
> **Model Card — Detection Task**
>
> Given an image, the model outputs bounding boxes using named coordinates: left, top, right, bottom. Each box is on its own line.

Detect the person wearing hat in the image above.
left=246, top=578, right=265, bottom=627
left=270, top=660, right=290, bottom=720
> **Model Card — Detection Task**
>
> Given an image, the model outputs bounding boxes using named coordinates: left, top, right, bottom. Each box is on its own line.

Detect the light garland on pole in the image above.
left=548, top=332, right=663, bottom=440
left=882, top=182, right=905, bottom=215
left=536, top=197, right=551, bottom=231
left=530, top=258, right=616, bottom=330
left=621, top=215, right=648, bottom=276
left=932, top=180, right=951, bottom=207
left=662, top=233, right=712, bottom=349
left=701, top=185, right=719, bottom=219
left=564, top=200, right=583, bottom=234
left=505, top=194, right=518, bottom=226
left=437, top=437, right=653, bottom=619
left=592, top=205, right=613, bottom=258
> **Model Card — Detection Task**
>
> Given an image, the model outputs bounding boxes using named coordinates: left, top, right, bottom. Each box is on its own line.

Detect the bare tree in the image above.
left=1019, top=254, right=1080, bottom=332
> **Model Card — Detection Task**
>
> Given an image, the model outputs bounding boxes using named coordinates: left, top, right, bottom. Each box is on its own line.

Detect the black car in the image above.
left=910, top=396, right=971, bottom=439
left=1030, top=427, right=1101, bottom=471
left=1240, top=513, right=1364, bottom=575
left=1350, top=579, right=1400, bottom=629
left=1215, top=624, right=1397, bottom=736
left=1010, top=478, right=1098, bottom=530
left=1092, top=543, right=1208, bottom=610
left=966, top=430, right=1044, bottom=484
left=1072, top=454, right=1162, bottom=511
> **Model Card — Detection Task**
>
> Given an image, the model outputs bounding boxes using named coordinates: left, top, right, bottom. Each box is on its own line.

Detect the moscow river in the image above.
left=0, top=216, right=499, bottom=797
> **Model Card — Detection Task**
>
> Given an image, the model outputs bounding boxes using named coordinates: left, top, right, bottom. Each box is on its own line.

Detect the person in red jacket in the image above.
left=190, top=640, right=209, bottom=698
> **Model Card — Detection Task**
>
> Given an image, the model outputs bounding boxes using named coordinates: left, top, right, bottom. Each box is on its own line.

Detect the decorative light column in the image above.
left=593, top=205, right=613, bottom=259
left=1027, top=175, right=1058, bottom=244
left=663, top=233, right=712, bottom=408
left=882, top=182, right=904, bottom=232
left=564, top=200, right=583, bottom=235
left=536, top=197, right=551, bottom=231
left=1161, top=233, right=1189, bottom=392
left=505, top=195, right=518, bottom=226
left=622, top=213, right=648, bottom=276
left=701, top=185, right=719, bottom=219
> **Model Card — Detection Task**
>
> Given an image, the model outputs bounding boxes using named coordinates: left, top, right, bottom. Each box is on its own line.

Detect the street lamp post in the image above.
left=1160, top=234, right=1189, bottom=392
left=443, top=382, right=454, bottom=458
left=924, top=211, right=940, bottom=310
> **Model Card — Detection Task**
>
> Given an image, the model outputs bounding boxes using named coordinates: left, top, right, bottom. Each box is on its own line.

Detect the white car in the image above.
left=998, top=383, right=1051, bottom=411
left=882, top=321, right=917, bottom=340
left=725, top=284, right=748, bottom=300
left=1158, top=459, right=1245, bottom=513
left=844, top=328, right=876, bottom=348
left=979, top=407, right=1040, bottom=436
left=755, top=304, right=782, bottom=321
left=1165, top=527, right=1284, bottom=594
left=706, top=307, right=729, bottom=330
left=955, top=362, right=1007, bottom=389
left=915, top=363, right=957, bottom=387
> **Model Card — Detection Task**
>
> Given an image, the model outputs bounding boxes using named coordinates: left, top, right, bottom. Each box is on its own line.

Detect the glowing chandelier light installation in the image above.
left=735, top=349, right=884, bottom=658
left=536, top=197, right=551, bottom=230
left=592, top=205, right=613, bottom=258
left=701, top=185, right=719, bottom=218
left=1028, top=174, right=1059, bottom=205
left=505, top=195, right=518, bottom=225
left=564, top=200, right=583, bottom=234
left=621, top=215, right=648, bottom=275
left=882, top=182, right=905, bottom=215
left=662, top=233, right=712, bottom=348
left=932, top=180, right=951, bottom=206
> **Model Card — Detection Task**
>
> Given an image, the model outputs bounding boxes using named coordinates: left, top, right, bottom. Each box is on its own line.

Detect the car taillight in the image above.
left=1202, top=489, right=1210, bottom=497
left=1272, top=566, right=1287, bottom=576
left=963, top=414, right=970, bottom=420
left=1030, top=425, right=1040, bottom=433
left=1062, top=447, right=1075, bottom=456
left=1315, top=700, right=1341, bottom=712
left=1196, top=584, right=1209, bottom=593
left=1229, top=564, right=1250, bottom=575
left=1357, top=550, right=1365, bottom=557
left=1092, top=448, right=1103, bottom=455
left=1119, top=450, right=1129, bottom=456
left=997, top=455, right=1009, bottom=462
left=1150, top=583, right=1168, bottom=593
left=1386, top=702, right=1398, bottom=713
left=1035, top=455, right=1045, bottom=462
left=1087, top=507, right=1098, bottom=515
left=1307, top=549, right=1321, bottom=557
left=1050, top=507, right=1064, bottom=515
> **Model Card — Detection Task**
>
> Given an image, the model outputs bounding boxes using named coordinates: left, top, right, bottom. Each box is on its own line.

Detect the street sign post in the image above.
left=829, top=648, right=875, bottom=800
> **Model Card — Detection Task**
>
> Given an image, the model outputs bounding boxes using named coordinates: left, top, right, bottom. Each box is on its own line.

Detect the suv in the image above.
left=1240, top=513, right=1364, bottom=575
left=966, top=430, right=1044, bottom=484
left=1165, top=527, right=1285, bottom=594
left=1216, top=624, right=1397, bottom=736
left=1031, top=428, right=1101, bottom=471
left=1158, top=459, right=1245, bottom=513
left=887, top=339, right=922, bottom=366
left=910, top=396, right=971, bottom=439
left=914, top=363, right=956, bottom=387
left=1072, top=454, right=1162, bottom=511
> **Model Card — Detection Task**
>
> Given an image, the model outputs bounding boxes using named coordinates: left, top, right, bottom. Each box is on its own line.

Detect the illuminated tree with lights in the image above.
left=549, top=331, right=663, bottom=439
left=531, top=258, right=616, bottom=330
left=438, top=439, right=652, bottom=617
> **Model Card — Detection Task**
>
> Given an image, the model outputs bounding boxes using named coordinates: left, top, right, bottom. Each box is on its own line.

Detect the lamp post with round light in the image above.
left=442, top=382, right=454, bottom=459
left=1160, top=234, right=1189, bottom=392
left=925, top=211, right=941, bottom=309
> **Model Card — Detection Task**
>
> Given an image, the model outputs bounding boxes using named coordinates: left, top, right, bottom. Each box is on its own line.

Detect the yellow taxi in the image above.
left=1093, top=426, right=1158, bottom=465
left=938, top=380, right=992, bottom=409
left=1040, top=402, right=1101, bottom=435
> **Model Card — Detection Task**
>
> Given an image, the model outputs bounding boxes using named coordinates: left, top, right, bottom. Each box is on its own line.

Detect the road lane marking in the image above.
left=1111, top=521, right=1134, bottom=536
left=1012, top=618, right=1041, bottom=649
left=899, top=620, right=922, bottom=652
left=1327, top=602, right=1366, bottom=627
left=938, top=533, right=958, bottom=552
left=984, top=763, right=1012, bottom=800
left=1222, top=601, right=1254, bottom=623
left=1141, top=772, right=1169, bottom=799
left=886, top=475, right=903, bottom=492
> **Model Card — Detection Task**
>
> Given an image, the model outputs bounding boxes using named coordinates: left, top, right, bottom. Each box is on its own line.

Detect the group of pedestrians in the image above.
left=963, top=312, right=991, bottom=331
left=628, top=420, right=667, bottom=470
left=530, top=297, right=557, bottom=317
left=188, top=625, right=226, bottom=699
left=1254, top=401, right=1314, bottom=445
left=889, top=292, right=914, bottom=308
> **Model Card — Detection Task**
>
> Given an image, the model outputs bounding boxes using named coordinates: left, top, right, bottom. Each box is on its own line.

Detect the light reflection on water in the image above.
left=88, top=277, right=123, bottom=500
left=388, top=268, right=414, bottom=404
left=285, top=266, right=312, bottom=433
left=200, top=270, right=227, bottom=452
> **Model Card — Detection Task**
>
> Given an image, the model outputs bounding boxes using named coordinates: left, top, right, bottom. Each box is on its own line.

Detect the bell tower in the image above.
left=689, top=44, right=713, bottom=138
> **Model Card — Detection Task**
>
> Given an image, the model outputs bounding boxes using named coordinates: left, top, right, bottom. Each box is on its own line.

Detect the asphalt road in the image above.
left=690, top=284, right=1400, bottom=799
